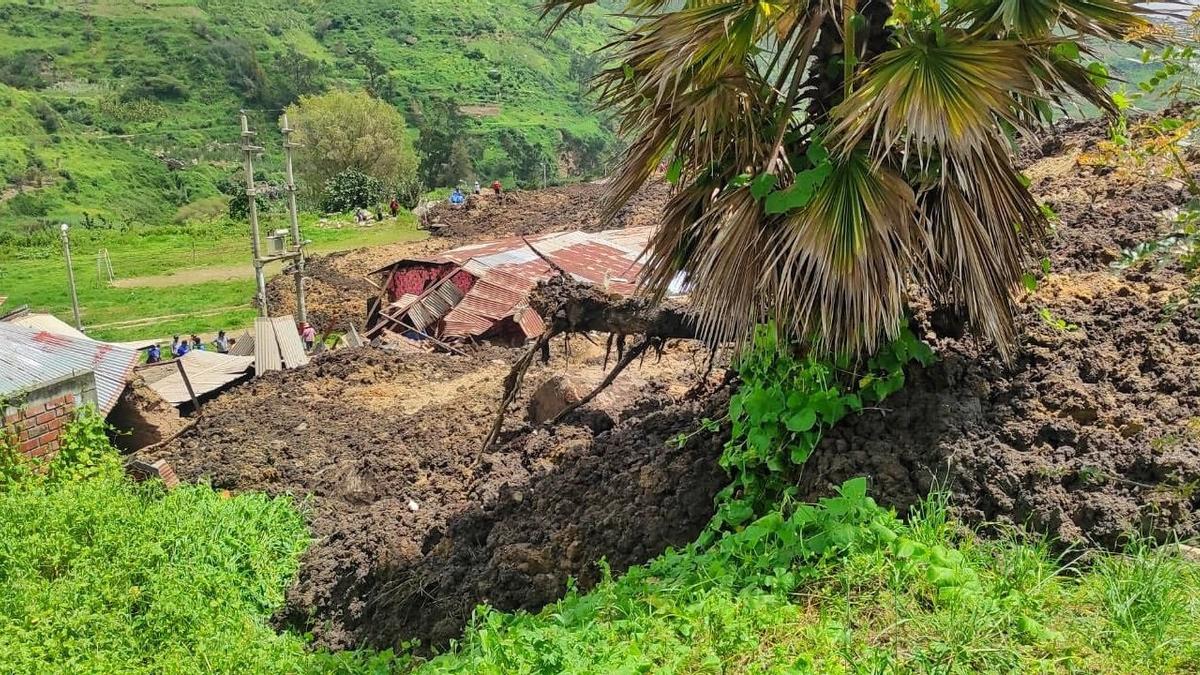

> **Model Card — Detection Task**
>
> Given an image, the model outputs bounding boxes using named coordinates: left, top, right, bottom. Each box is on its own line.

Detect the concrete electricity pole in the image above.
left=280, top=112, right=308, bottom=325
left=59, top=223, right=82, bottom=330
left=239, top=111, right=269, bottom=316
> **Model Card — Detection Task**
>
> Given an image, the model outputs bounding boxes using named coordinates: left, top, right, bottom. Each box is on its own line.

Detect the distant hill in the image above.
left=0, top=0, right=622, bottom=232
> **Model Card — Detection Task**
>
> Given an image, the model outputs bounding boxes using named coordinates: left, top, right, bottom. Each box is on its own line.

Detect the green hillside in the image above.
left=0, top=0, right=620, bottom=233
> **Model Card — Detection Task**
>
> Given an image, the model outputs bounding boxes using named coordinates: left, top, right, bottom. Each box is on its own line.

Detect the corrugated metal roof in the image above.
left=0, top=322, right=138, bottom=414
left=5, top=313, right=88, bottom=340
left=227, top=331, right=255, bottom=356
left=272, top=316, right=310, bottom=369
left=404, top=279, right=464, bottom=330
left=254, top=318, right=282, bottom=373
left=515, top=306, right=546, bottom=337
left=146, top=351, right=254, bottom=405
left=375, top=227, right=662, bottom=342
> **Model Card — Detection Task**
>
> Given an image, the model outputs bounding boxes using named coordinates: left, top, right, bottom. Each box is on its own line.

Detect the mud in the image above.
left=141, top=339, right=725, bottom=649
left=160, top=114, right=1200, bottom=653
left=798, top=117, right=1200, bottom=547
left=426, top=180, right=670, bottom=241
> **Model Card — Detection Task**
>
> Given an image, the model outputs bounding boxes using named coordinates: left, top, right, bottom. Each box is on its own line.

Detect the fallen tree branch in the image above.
left=480, top=328, right=561, bottom=453
left=480, top=277, right=701, bottom=452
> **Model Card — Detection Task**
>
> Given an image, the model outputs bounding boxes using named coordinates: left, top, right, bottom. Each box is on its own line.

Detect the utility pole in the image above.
left=59, top=223, right=82, bottom=330
left=280, top=112, right=308, bottom=325
left=239, top=111, right=268, bottom=316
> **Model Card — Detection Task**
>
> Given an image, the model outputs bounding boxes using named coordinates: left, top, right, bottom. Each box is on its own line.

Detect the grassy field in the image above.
left=0, top=213, right=425, bottom=342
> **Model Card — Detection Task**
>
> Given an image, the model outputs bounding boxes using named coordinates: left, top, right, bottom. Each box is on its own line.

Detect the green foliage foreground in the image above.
left=3, top=402, right=1199, bottom=673
left=0, top=412, right=319, bottom=673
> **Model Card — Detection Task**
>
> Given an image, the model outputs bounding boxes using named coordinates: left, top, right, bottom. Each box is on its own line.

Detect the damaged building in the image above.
left=367, top=227, right=660, bottom=345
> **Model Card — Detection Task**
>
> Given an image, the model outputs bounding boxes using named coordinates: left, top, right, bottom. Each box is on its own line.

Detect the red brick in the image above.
left=34, top=411, right=54, bottom=425
left=22, top=424, right=47, bottom=439
left=37, top=430, right=60, bottom=445
left=19, top=438, right=38, bottom=454
left=46, top=418, right=62, bottom=432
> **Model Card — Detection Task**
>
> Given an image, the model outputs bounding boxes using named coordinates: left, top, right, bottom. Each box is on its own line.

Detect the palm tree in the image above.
left=543, top=0, right=1155, bottom=356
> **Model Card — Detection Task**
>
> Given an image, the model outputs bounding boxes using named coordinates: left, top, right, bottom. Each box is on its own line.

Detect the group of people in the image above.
left=145, top=322, right=316, bottom=364
left=354, top=197, right=405, bottom=224
left=145, top=330, right=233, bottom=363
left=449, top=180, right=504, bottom=207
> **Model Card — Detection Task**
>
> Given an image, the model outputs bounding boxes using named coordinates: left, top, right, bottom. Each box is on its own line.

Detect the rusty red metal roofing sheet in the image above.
left=0, top=322, right=139, bottom=413
left=515, top=306, right=545, bottom=337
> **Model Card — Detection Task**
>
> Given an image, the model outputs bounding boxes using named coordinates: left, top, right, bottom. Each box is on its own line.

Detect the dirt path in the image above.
left=110, top=264, right=254, bottom=288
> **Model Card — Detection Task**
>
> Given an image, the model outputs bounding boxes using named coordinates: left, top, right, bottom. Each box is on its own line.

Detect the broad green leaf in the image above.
left=1021, top=272, right=1038, bottom=292
left=750, top=173, right=777, bottom=199
left=785, top=408, right=817, bottom=432
left=840, top=476, right=868, bottom=501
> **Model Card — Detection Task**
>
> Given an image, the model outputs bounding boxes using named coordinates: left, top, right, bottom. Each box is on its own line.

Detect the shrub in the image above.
left=320, top=169, right=385, bottom=213
left=0, top=51, right=50, bottom=89
left=121, top=75, right=190, bottom=101
left=0, top=412, right=315, bottom=672
left=174, top=196, right=229, bottom=223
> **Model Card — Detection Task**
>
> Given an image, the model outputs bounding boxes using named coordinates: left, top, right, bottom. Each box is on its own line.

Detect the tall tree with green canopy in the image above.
left=542, top=0, right=1158, bottom=356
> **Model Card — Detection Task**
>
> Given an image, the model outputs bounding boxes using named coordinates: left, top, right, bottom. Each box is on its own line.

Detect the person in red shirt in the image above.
left=388, top=197, right=400, bottom=218
left=300, top=322, right=316, bottom=351
left=491, top=180, right=502, bottom=198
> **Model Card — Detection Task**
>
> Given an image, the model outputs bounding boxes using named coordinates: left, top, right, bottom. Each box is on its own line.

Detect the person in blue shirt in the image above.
left=449, top=188, right=465, bottom=205
left=147, top=344, right=161, bottom=363
left=173, top=336, right=190, bottom=358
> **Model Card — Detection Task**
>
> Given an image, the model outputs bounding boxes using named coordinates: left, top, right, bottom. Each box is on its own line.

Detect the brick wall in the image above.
left=3, top=394, right=75, bottom=461
left=2, top=370, right=97, bottom=463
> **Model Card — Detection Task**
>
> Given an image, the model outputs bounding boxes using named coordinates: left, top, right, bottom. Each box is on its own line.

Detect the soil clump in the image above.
left=798, top=117, right=1200, bottom=547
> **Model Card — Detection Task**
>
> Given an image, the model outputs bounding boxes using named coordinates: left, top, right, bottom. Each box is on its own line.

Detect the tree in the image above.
left=286, top=90, right=419, bottom=202
left=412, top=97, right=474, bottom=187
left=544, top=0, right=1154, bottom=357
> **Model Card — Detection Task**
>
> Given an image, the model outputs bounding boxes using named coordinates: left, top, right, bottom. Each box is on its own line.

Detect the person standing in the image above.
left=491, top=179, right=502, bottom=198
left=214, top=330, right=230, bottom=354
left=300, top=322, right=316, bottom=351
left=389, top=197, right=400, bottom=218
left=473, top=180, right=481, bottom=195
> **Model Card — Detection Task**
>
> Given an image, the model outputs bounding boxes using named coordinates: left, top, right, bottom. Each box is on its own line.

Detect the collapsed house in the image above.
left=367, top=226, right=659, bottom=345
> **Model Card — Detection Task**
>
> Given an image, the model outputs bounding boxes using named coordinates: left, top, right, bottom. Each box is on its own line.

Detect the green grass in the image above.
left=0, top=213, right=426, bottom=341
left=0, top=411, right=315, bottom=672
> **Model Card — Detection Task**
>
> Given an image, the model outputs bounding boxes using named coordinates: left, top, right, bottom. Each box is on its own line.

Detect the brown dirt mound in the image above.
left=427, top=180, right=670, bottom=241
left=140, top=339, right=726, bottom=649
left=798, top=118, right=1200, bottom=548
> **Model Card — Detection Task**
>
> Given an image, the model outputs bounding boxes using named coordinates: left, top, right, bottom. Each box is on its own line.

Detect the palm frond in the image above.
left=915, top=139, right=1044, bottom=355
left=831, top=36, right=1039, bottom=157
left=767, top=152, right=919, bottom=352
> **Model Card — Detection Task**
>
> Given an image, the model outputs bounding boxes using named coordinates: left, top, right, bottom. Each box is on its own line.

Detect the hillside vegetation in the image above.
left=0, top=0, right=620, bottom=234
